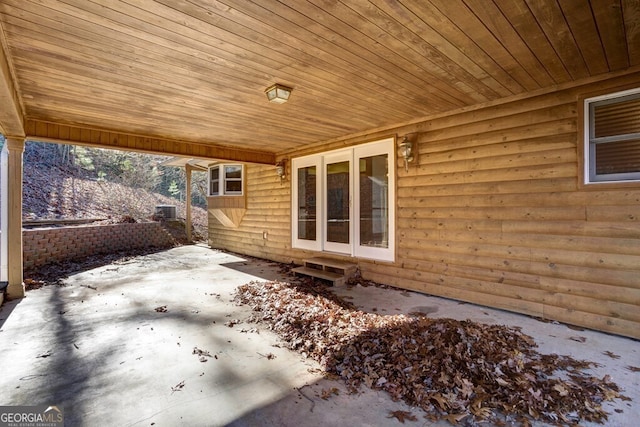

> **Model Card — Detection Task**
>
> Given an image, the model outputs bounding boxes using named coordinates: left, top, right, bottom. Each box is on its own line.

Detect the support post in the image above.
left=4, top=137, right=24, bottom=299
left=1, top=141, right=8, bottom=288
left=0, top=141, right=9, bottom=298
left=185, top=163, right=193, bottom=242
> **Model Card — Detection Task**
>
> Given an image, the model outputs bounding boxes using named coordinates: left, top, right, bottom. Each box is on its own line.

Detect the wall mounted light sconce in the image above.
left=275, top=159, right=286, bottom=184
left=265, top=84, right=293, bottom=104
left=398, top=135, right=415, bottom=172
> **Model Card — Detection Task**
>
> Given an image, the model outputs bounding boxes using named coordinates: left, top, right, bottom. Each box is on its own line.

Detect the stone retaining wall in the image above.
left=23, top=222, right=176, bottom=270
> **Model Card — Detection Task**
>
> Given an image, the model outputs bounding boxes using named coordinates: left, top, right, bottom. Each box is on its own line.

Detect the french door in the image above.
left=323, top=152, right=352, bottom=254
left=292, top=138, right=395, bottom=262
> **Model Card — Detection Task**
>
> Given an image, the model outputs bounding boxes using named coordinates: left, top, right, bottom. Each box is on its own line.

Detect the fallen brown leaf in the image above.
left=192, top=347, right=212, bottom=362
left=443, top=412, right=469, bottom=424
left=603, top=351, right=620, bottom=359
left=257, top=352, right=276, bottom=360
left=36, top=350, right=52, bottom=358
left=320, top=387, right=339, bottom=400
left=171, top=380, right=185, bottom=393
left=24, top=278, right=46, bottom=290
left=387, top=410, right=417, bottom=423
left=224, top=319, right=241, bottom=327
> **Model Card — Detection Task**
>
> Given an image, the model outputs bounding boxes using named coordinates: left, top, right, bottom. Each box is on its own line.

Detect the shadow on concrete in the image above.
left=44, top=285, right=115, bottom=425
left=12, top=286, right=252, bottom=425
left=223, top=377, right=421, bottom=427
left=221, top=259, right=295, bottom=283
left=23, top=247, right=171, bottom=286
left=0, top=297, right=21, bottom=330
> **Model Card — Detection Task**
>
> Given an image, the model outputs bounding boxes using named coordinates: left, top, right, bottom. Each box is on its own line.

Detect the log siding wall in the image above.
left=209, top=73, right=640, bottom=339
left=208, top=165, right=300, bottom=261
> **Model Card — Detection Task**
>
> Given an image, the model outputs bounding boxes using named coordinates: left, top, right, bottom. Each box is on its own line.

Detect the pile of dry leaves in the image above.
left=235, top=280, right=627, bottom=426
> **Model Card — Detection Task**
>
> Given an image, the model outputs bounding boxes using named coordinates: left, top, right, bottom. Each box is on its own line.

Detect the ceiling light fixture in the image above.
left=265, top=84, right=292, bottom=104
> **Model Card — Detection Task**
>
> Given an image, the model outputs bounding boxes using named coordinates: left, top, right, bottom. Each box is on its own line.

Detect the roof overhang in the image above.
left=161, top=157, right=210, bottom=171
left=0, top=1, right=637, bottom=160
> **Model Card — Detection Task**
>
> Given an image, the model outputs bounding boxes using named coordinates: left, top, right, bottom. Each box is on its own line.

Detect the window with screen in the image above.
left=585, top=89, right=640, bottom=183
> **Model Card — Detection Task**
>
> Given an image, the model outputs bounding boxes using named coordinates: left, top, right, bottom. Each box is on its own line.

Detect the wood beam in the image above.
left=0, top=22, right=25, bottom=137
left=25, top=120, right=275, bottom=165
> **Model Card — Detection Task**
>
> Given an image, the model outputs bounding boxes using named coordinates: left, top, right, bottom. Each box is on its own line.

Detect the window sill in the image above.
left=580, top=180, right=640, bottom=191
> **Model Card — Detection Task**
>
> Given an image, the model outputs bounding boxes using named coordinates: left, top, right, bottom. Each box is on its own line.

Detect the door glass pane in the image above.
left=359, top=154, right=388, bottom=248
left=297, top=166, right=316, bottom=240
left=209, top=166, right=219, bottom=196
left=326, top=161, right=350, bottom=244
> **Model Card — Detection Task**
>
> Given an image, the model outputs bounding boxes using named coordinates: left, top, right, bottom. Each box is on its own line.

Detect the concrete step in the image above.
left=292, top=257, right=357, bottom=287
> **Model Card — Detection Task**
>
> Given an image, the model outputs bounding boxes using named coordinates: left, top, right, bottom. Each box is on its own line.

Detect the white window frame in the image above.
left=207, top=164, right=244, bottom=196
left=584, top=87, right=640, bottom=184
left=291, top=138, right=395, bottom=262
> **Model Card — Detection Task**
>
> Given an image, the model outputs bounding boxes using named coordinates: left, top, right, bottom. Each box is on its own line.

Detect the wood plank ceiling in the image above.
left=0, top=0, right=638, bottom=159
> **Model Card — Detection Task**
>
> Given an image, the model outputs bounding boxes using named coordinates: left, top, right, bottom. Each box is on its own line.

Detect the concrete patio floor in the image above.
left=0, top=245, right=638, bottom=426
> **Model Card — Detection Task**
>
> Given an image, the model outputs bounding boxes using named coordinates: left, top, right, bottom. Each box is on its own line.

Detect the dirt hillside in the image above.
left=11, top=142, right=208, bottom=239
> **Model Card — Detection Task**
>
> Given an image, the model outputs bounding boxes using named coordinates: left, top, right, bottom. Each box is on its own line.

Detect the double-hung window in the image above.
left=585, top=88, right=640, bottom=183
left=292, top=138, right=395, bottom=262
left=208, top=164, right=244, bottom=196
